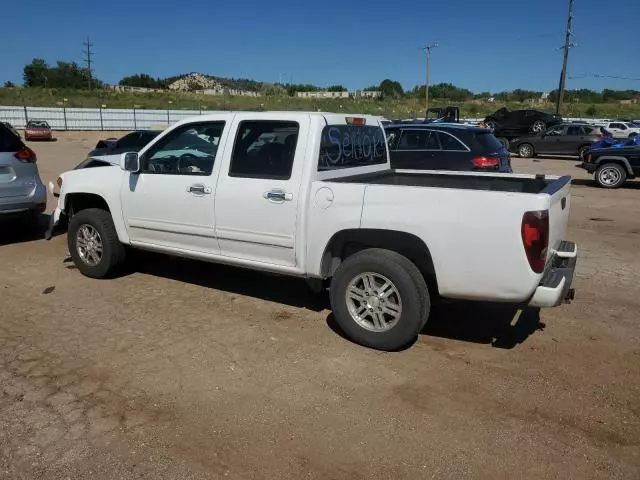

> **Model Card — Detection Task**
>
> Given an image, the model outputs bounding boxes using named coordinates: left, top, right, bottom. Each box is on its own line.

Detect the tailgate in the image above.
left=544, top=176, right=571, bottom=260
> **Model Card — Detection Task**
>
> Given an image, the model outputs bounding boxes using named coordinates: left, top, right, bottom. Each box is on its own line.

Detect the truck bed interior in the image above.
left=329, top=170, right=568, bottom=194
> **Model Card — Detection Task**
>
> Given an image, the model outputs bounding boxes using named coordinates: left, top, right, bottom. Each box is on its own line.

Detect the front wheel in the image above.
left=67, top=208, right=126, bottom=278
left=330, top=249, right=429, bottom=351
left=595, top=163, right=627, bottom=189
left=518, top=143, right=535, bottom=158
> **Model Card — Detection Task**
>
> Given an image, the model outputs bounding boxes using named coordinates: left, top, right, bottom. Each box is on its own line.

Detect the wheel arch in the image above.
left=62, top=191, right=130, bottom=244
left=594, top=156, right=633, bottom=175
left=320, top=229, right=439, bottom=295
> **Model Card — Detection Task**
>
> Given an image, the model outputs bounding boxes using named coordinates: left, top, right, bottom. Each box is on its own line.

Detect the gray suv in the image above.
left=0, top=122, right=46, bottom=223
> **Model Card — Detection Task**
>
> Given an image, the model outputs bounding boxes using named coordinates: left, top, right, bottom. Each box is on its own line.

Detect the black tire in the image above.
left=497, top=137, right=510, bottom=149
left=518, top=143, right=535, bottom=158
left=530, top=120, right=546, bottom=133
left=329, top=248, right=430, bottom=351
left=578, top=145, right=590, bottom=160
left=67, top=208, right=126, bottom=278
left=629, top=132, right=637, bottom=138
left=594, top=163, right=627, bottom=189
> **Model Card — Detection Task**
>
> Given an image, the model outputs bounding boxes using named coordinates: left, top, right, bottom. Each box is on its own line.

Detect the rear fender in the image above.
left=593, top=156, right=633, bottom=175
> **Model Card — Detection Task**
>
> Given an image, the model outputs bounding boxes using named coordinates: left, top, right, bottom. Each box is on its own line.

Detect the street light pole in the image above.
left=421, top=43, right=439, bottom=114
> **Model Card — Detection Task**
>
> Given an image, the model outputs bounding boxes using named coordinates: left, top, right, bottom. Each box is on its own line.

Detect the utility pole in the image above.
left=555, top=0, right=574, bottom=116
left=82, top=36, right=94, bottom=90
left=420, top=43, right=438, bottom=113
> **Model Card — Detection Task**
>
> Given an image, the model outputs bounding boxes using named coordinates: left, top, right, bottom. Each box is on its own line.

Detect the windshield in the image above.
left=27, top=121, right=49, bottom=128
left=318, top=125, right=387, bottom=171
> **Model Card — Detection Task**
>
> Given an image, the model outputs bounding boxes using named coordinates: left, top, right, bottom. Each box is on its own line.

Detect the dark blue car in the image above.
left=384, top=123, right=512, bottom=173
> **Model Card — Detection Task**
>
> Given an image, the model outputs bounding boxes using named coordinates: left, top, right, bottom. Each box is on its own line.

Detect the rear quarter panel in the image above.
left=359, top=184, right=551, bottom=302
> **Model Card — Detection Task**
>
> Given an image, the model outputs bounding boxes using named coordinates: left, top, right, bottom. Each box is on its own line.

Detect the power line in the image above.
left=569, top=73, right=640, bottom=81
left=420, top=43, right=438, bottom=112
left=82, top=36, right=94, bottom=90
left=555, top=0, right=574, bottom=115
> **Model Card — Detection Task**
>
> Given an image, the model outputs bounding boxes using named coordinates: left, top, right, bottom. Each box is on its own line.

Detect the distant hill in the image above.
left=164, top=72, right=267, bottom=92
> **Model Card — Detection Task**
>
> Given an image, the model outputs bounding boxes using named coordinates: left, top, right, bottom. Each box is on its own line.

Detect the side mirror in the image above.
left=121, top=152, right=140, bottom=172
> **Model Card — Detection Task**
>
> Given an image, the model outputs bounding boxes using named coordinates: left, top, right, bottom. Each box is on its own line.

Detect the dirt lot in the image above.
left=1, top=132, right=639, bottom=479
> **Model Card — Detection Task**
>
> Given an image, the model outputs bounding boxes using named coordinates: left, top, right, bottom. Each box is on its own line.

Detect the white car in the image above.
left=46, top=111, right=577, bottom=351
left=601, top=121, right=640, bottom=139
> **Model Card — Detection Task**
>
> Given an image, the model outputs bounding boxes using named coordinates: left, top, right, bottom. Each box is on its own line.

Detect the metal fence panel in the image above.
left=0, top=105, right=613, bottom=131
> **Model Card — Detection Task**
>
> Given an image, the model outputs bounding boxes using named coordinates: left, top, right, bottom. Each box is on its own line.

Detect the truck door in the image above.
left=120, top=121, right=226, bottom=254
left=214, top=115, right=309, bottom=267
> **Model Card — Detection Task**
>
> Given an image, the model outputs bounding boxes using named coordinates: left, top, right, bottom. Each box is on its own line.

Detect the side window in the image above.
left=398, top=130, right=428, bottom=150
left=567, top=126, right=582, bottom=135
left=424, top=131, right=441, bottom=150
left=385, top=130, right=399, bottom=150
left=436, top=132, right=467, bottom=151
left=609, top=123, right=623, bottom=129
left=140, top=122, right=224, bottom=176
left=229, top=121, right=299, bottom=180
left=547, top=126, right=564, bottom=136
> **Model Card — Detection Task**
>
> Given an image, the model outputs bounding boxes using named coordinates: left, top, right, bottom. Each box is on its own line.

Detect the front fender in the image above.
left=58, top=168, right=129, bottom=244
left=594, top=156, right=633, bottom=175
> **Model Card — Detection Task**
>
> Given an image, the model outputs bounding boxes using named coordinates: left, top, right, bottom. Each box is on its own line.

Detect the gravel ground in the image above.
left=1, top=132, right=639, bottom=479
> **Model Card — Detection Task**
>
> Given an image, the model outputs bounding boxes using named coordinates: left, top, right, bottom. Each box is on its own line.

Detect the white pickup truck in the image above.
left=46, top=112, right=577, bottom=351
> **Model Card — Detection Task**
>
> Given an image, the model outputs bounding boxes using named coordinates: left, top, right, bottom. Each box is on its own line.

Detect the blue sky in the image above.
left=1, top=0, right=638, bottom=93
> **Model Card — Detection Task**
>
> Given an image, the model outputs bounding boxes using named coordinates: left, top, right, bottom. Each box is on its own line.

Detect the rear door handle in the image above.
left=263, top=189, right=293, bottom=202
left=188, top=184, right=212, bottom=195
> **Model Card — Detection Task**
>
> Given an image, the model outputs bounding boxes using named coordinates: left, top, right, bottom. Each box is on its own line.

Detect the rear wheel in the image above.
left=595, top=163, right=627, bottom=189
left=629, top=132, right=637, bottom=138
left=67, top=208, right=126, bottom=278
left=330, top=248, right=429, bottom=351
left=518, top=143, right=535, bottom=158
left=578, top=145, right=590, bottom=160
left=497, top=137, right=510, bottom=149
left=531, top=120, right=546, bottom=133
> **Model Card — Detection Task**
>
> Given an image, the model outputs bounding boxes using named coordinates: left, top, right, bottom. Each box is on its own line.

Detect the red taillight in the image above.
left=346, top=117, right=366, bottom=126
left=14, top=146, right=37, bottom=163
left=521, top=210, right=549, bottom=273
left=471, top=156, right=500, bottom=168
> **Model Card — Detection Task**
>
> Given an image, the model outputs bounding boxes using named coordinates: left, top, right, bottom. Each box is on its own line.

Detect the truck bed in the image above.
left=329, top=170, right=569, bottom=194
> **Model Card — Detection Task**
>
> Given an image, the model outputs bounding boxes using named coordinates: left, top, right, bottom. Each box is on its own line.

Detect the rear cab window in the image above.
left=318, top=123, right=387, bottom=171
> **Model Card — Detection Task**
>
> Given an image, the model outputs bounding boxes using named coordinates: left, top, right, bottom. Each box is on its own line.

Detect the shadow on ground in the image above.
left=0, top=213, right=51, bottom=247
left=134, top=252, right=328, bottom=312
left=135, top=252, right=545, bottom=348
left=423, top=302, right=544, bottom=349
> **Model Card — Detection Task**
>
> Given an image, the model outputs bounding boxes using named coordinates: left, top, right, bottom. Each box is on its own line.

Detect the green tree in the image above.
left=379, top=79, right=404, bottom=98
left=23, top=58, right=49, bottom=87
left=585, top=105, right=597, bottom=116
left=3, top=81, right=16, bottom=88
left=119, top=73, right=164, bottom=89
left=327, top=85, right=346, bottom=92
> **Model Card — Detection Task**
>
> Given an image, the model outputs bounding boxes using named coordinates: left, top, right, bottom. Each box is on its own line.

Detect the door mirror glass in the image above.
left=121, top=152, right=140, bottom=172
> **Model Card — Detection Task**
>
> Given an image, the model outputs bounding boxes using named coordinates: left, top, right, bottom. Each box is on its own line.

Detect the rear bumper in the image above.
left=0, top=183, right=47, bottom=216
left=528, top=241, right=577, bottom=308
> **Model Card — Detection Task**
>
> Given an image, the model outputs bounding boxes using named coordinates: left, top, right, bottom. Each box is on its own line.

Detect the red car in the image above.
left=24, top=120, right=53, bottom=141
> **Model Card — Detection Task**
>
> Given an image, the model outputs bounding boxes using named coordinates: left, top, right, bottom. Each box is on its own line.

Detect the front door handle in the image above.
left=263, top=189, right=293, bottom=203
left=188, top=184, right=211, bottom=195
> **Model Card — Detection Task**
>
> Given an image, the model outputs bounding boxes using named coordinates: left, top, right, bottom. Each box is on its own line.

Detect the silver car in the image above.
left=0, top=123, right=46, bottom=223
